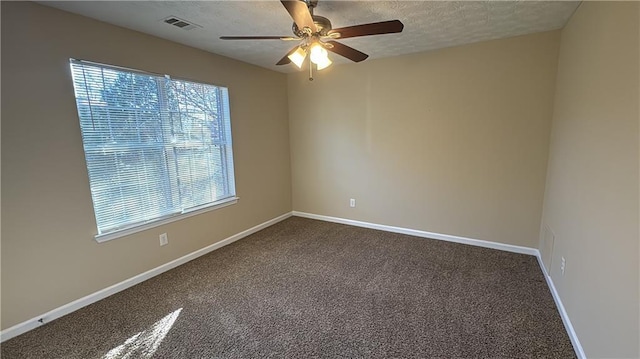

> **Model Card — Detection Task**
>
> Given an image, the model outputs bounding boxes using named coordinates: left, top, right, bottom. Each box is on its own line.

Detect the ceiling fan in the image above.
left=220, top=0, right=404, bottom=77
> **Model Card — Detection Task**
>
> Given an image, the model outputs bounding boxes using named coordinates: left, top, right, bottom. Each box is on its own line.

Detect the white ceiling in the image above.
left=39, top=1, right=580, bottom=73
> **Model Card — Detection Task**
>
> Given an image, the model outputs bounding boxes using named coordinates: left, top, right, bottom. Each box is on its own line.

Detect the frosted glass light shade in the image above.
left=288, top=47, right=307, bottom=68
left=315, top=57, right=332, bottom=70
left=310, top=44, right=328, bottom=64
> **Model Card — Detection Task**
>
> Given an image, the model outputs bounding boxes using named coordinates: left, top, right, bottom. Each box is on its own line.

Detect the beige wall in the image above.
left=1, top=2, right=291, bottom=329
left=4, top=3, right=638, bottom=355
left=540, top=2, right=639, bottom=357
left=289, top=31, right=560, bottom=248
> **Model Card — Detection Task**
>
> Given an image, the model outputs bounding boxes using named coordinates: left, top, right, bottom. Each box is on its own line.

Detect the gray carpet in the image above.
left=1, top=216, right=576, bottom=358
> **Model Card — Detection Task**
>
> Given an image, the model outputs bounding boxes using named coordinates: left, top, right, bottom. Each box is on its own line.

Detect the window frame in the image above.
left=95, top=196, right=238, bottom=242
left=69, top=59, right=239, bottom=243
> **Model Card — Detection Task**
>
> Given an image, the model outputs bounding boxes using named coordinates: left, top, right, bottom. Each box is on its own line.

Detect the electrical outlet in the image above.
left=349, top=198, right=356, bottom=208
left=159, top=233, right=168, bottom=246
left=560, top=256, right=566, bottom=275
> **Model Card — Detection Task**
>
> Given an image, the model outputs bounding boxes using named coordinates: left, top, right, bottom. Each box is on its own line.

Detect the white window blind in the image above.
left=70, top=59, right=236, bottom=239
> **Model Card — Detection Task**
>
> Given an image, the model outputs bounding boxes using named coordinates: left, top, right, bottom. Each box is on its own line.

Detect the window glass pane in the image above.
left=70, top=60, right=236, bottom=236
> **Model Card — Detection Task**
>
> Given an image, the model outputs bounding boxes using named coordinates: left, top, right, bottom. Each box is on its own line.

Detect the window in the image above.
left=70, top=59, right=236, bottom=241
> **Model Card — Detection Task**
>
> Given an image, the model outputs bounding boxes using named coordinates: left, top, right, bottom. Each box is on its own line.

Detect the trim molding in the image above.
left=292, top=211, right=585, bottom=359
left=0, top=212, right=292, bottom=342
left=3, top=209, right=586, bottom=359
left=534, top=253, right=586, bottom=359
left=95, top=196, right=240, bottom=243
left=292, top=211, right=538, bottom=256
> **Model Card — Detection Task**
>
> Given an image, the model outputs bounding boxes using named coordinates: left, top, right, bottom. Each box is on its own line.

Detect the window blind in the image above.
left=70, top=59, right=236, bottom=237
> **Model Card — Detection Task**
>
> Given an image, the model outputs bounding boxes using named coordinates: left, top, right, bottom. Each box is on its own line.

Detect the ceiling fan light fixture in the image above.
left=315, top=57, right=332, bottom=70
left=309, top=43, right=328, bottom=64
left=309, top=43, right=332, bottom=70
left=288, top=46, right=307, bottom=68
left=221, top=0, right=405, bottom=73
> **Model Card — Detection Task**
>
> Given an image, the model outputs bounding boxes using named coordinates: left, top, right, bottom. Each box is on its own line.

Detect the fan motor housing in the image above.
left=293, top=15, right=332, bottom=37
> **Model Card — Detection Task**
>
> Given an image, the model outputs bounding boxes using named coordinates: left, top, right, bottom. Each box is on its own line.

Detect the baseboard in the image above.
left=2, top=210, right=586, bottom=359
left=292, top=211, right=585, bottom=357
left=534, top=253, right=586, bottom=359
left=292, top=211, right=538, bottom=256
left=0, top=212, right=293, bottom=342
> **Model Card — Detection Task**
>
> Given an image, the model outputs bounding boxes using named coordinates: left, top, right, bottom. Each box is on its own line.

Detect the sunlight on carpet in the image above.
left=102, top=308, right=182, bottom=359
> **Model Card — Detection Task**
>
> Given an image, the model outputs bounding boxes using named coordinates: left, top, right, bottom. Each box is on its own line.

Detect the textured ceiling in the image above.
left=40, top=1, right=580, bottom=73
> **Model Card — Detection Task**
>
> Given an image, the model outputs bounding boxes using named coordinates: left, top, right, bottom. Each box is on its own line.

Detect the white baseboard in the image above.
left=534, top=253, right=586, bottom=359
left=292, top=211, right=585, bottom=358
left=292, top=211, right=538, bottom=256
left=3, top=210, right=586, bottom=359
left=0, top=212, right=292, bottom=342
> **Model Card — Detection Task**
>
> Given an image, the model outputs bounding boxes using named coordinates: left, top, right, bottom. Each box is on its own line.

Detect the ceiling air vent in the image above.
left=163, top=16, right=200, bottom=30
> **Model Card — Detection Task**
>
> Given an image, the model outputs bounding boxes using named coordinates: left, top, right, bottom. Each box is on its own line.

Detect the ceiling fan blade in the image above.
left=328, top=20, right=404, bottom=39
left=281, top=0, right=317, bottom=33
left=276, top=46, right=299, bottom=65
left=325, top=41, right=368, bottom=62
left=220, top=36, right=297, bottom=40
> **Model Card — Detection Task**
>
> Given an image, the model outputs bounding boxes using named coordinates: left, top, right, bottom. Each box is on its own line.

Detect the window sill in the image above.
left=94, top=197, right=239, bottom=243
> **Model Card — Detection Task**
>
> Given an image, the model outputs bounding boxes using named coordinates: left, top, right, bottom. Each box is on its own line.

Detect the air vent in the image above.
left=163, top=16, right=200, bottom=30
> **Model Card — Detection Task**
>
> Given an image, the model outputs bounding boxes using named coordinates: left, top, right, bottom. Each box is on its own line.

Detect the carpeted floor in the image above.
left=1, top=216, right=576, bottom=358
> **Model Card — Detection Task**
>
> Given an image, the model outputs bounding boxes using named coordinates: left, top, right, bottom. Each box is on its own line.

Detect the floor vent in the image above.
left=163, top=16, right=200, bottom=30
